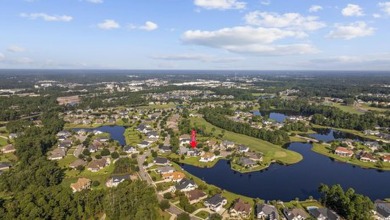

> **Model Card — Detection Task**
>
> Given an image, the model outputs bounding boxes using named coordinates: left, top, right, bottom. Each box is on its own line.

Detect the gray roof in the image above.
left=309, top=208, right=339, bottom=220
left=256, top=204, right=279, bottom=220
left=238, top=157, right=256, bottom=166
left=375, top=200, right=390, bottom=218
left=112, top=175, right=130, bottom=183
left=154, top=157, right=169, bottom=164
left=175, top=178, right=196, bottom=190
left=0, top=162, right=11, bottom=169
left=156, top=166, right=175, bottom=173
left=205, top=194, right=226, bottom=206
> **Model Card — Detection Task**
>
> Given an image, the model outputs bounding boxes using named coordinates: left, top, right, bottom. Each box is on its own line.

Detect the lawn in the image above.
left=124, top=127, right=143, bottom=146
left=331, top=103, right=364, bottom=115
left=312, top=143, right=390, bottom=170
left=195, top=211, right=210, bottom=219
left=0, top=137, right=8, bottom=147
left=191, top=117, right=302, bottom=165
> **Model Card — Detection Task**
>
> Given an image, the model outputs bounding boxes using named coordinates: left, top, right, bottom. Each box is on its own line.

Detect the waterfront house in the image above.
left=158, top=145, right=172, bottom=154
left=383, top=155, right=390, bottom=163
left=70, top=177, right=91, bottom=193
left=230, top=198, right=252, bottom=219
left=308, top=207, right=340, bottom=220
left=199, top=152, right=216, bottom=163
left=1, top=144, right=15, bottom=154
left=246, top=152, right=263, bottom=162
left=174, top=178, right=197, bottom=192
left=238, top=145, right=250, bottom=153
left=334, top=147, right=354, bottom=157
left=364, top=141, right=381, bottom=151
left=283, top=208, right=308, bottom=220
left=222, top=140, right=235, bottom=149
left=123, top=145, right=138, bottom=154
left=238, top=157, right=257, bottom=167
left=179, top=146, right=189, bottom=155
left=256, top=204, right=279, bottom=220
left=106, top=175, right=130, bottom=187
left=185, top=189, right=207, bottom=204
left=204, top=194, right=228, bottom=212
left=156, top=166, right=175, bottom=174
left=360, top=152, right=378, bottom=163
left=187, top=148, right=202, bottom=157
left=375, top=200, right=390, bottom=220
left=162, top=171, right=185, bottom=182
left=154, top=157, right=169, bottom=166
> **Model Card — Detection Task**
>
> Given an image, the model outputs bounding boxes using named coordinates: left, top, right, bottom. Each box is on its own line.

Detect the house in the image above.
left=70, top=178, right=91, bottom=193
left=57, top=130, right=72, bottom=138
left=48, top=148, right=66, bottom=160
left=360, top=152, right=378, bottom=163
left=246, top=152, right=263, bottom=162
left=174, top=178, right=197, bottom=192
left=92, top=130, right=103, bottom=135
left=364, top=141, right=381, bottom=151
left=69, top=159, right=87, bottom=169
left=364, top=130, right=380, bottom=136
left=137, top=141, right=151, bottom=148
left=222, top=140, right=235, bottom=149
left=87, top=158, right=110, bottom=172
left=199, top=152, right=216, bottom=163
left=334, top=147, right=354, bottom=157
left=238, top=145, right=250, bottom=153
left=185, top=189, right=207, bottom=204
left=187, top=148, right=202, bottom=157
left=8, top=133, right=18, bottom=139
left=383, top=155, right=390, bottom=163
left=162, top=171, right=185, bottom=182
left=375, top=200, right=390, bottom=220
left=230, top=198, right=252, bottom=218
left=106, top=175, right=130, bottom=187
left=123, top=145, right=138, bottom=154
left=58, top=140, right=72, bottom=149
left=204, top=194, right=227, bottom=212
left=283, top=208, right=308, bottom=220
left=88, top=145, right=99, bottom=153
left=308, top=207, right=340, bottom=220
left=137, top=124, right=150, bottom=133
left=156, top=166, right=175, bottom=174
left=0, top=162, right=11, bottom=171
left=77, top=129, right=87, bottom=135
left=159, top=145, right=172, bottom=154
left=95, top=137, right=109, bottom=143
left=147, top=131, right=159, bottom=139
left=179, top=146, right=189, bottom=155
left=73, top=145, right=84, bottom=158
left=179, top=134, right=191, bottom=146
left=2, top=144, right=16, bottom=154
left=256, top=204, right=279, bottom=220
left=238, top=157, right=257, bottom=167
left=154, top=157, right=170, bottom=166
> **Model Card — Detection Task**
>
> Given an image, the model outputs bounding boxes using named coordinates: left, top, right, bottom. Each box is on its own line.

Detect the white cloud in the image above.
left=97, top=19, right=120, bottom=30
left=309, top=5, right=323, bottom=13
left=309, top=54, right=390, bottom=70
left=260, top=0, right=271, bottom=6
left=151, top=54, right=244, bottom=63
left=373, top=13, right=381, bottom=18
left=86, top=0, right=103, bottom=3
left=0, top=53, right=4, bottom=61
left=379, top=2, right=390, bottom=15
left=327, top=22, right=374, bottom=40
left=7, top=46, right=26, bottom=53
left=140, top=21, right=158, bottom=31
left=182, top=26, right=318, bottom=56
left=20, top=13, right=73, bottom=22
left=244, top=11, right=326, bottom=31
left=342, top=4, right=364, bottom=17
left=194, top=0, right=246, bottom=10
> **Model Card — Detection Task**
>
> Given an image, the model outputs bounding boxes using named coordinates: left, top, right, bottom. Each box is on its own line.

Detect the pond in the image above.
left=252, top=111, right=301, bottom=123
left=309, top=128, right=370, bottom=142
left=181, top=142, right=390, bottom=201
left=73, top=126, right=127, bottom=146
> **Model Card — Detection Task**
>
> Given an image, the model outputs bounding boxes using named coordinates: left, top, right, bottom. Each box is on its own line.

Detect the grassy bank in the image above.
left=191, top=117, right=303, bottom=165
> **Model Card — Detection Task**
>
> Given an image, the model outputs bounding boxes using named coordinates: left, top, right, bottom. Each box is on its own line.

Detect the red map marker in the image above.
left=190, top=129, right=197, bottom=149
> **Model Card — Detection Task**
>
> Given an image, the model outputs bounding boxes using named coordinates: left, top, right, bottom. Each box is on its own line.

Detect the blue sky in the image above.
left=0, top=0, right=389, bottom=70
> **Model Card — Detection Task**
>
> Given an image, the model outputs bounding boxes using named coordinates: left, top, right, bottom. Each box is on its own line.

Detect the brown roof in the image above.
left=163, top=171, right=185, bottom=181
left=335, top=147, right=353, bottom=155
left=383, top=155, right=390, bottom=161
left=186, top=189, right=207, bottom=201
left=361, top=152, right=376, bottom=160
left=2, top=144, right=15, bottom=152
left=70, top=178, right=91, bottom=191
left=232, top=198, right=252, bottom=213
left=69, top=159, right=87, bottom=168
left=88, top=158, right=107, bottom=169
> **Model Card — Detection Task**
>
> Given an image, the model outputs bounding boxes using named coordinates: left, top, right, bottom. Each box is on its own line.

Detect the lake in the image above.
left=252, top=110, right=302, bottom=123
left=73, top=126, right=127, bottom=146
left=181, top=142, right=390, bottom=201
left=309, top=128, right=369, bottom=142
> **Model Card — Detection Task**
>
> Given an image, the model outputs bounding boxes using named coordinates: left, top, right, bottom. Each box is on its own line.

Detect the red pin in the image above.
left=190, top=129, right=197, bottom=149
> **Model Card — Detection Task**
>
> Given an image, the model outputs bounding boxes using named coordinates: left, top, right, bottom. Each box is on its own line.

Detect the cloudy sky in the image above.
left=0, top=0, right=390, bottom=70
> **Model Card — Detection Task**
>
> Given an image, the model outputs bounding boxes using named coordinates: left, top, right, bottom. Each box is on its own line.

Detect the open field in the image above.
left=312, top=143, right=390, bottom=170
left=0, top=137, right=8, bottom=146
left=124, top=127, right=143, bottom=146
left=191, top=117, right=302, bottom=165
left=330, top=103, right=365, bottom=115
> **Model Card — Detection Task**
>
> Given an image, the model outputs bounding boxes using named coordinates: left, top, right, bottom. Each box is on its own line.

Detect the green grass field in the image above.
left=195, top=211, right=210, bottom=219
left=124, top=127, right=143, bottom=146
left=0, top=137, right=8, bottom=147
left=191, top=117, right=302, bottom=165
left=331, top=103, right=364, bottom=115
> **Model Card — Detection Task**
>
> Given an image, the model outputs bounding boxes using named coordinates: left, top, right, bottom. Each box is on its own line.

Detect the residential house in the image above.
left=87, top=158, right=110, bottom=172
left=58, top=140, right=72, bottom=149
left=185, top=189, right=207, bottom=204
left=364, top=141, right=381, bottom=151
left=222, top=140, right=235, bottom=149
left=137, top=141, right=151, bottom=148
left=156, top=166, right=175, bottom=174
left=256, top=204, right=279, bottom=220
left=57, top=130, right=72, bottom=138
left=187, top=148, right=202, bottom=157
left=154, top=157, right=170, bottom=166
left=162, top=171, right=185, bottom=182
left=174, top=178, right=197, bottom=192
left=137, top=124, right=150, bottom=133
left=230, top=198, right=252, bottom=219
left=70, top=177, right=91, bottom=193
left=180, top=134, right=191, bottom=146
left=246, top=152, right=263, bottom=162
left=179, top=146, right=189, bottom=155
left=204, top=194, right=228, bottom=212
left=147, top=131, right=159, bottom=139
left=2, top=144, right=15, bottom=154
left=88, top=145, right=99, bottom=153
left=383, top=155, right=390, bottom=163
left=48, top=148, right=66, bottom=160
left=106, top=175, right=130, bottom=187
left=334, top=147, right=354, bottom=157
left=199, top=152, right=216, bottom=163
left=69, top=159, right=87, bottom=169
left=308, top=207, right=340, bottom=220
left=238, top=157, right=257, bottom=167
left=8, top=133, right=18, bottom=139
left=238, top=145, right=250, bottom=153
left=159, top=145, right=172, bottom=154
left=0, top=162, right=11, bottom=171
left=360, top=152, right=378, bottom=163
left=375, top=200, right=390, bottom=220
left=123, top=145, right=138, bottom=154
left=364, top=130, right=380, bottom=136
left=73, top=145, right=84, bottom=158
left=283, top=208, right=308, bottom=220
